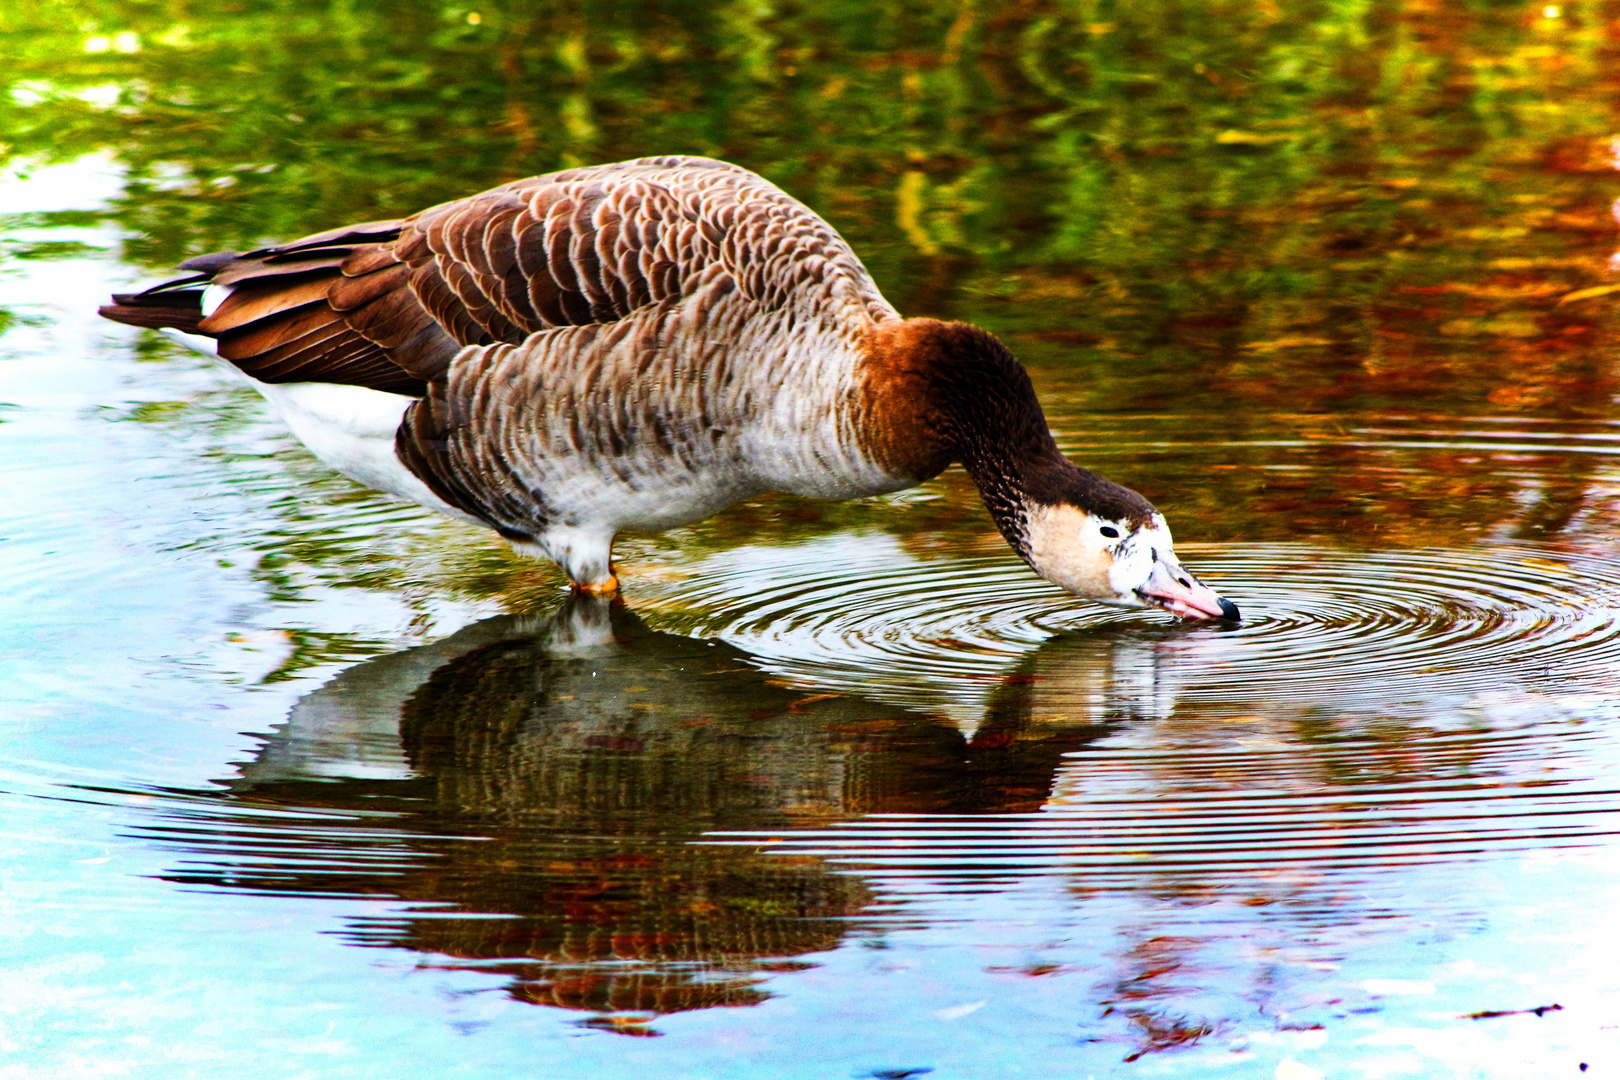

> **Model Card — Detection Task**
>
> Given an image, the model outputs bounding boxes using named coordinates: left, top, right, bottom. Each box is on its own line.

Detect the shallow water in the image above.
left=5, top=4, right=1620, bottom=1077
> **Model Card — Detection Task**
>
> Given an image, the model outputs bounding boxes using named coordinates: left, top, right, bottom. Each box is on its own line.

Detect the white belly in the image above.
left=260, top=381, right=774, bottom=540
left=255, top=382, right=479, bottom=525
left=166, top=293, right=912, bottom=584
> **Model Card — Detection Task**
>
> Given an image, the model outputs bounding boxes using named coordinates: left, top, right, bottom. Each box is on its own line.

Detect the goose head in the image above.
left=1021, top=488, right=1239, bottom=621
left=869, top=318, right=1240, bottom=622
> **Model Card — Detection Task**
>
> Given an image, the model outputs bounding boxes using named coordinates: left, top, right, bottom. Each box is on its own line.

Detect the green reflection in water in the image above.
left=6, top=0, right=1613, bottom=628
left=6, top=0, right=1617, bottom=602
left=5, top=0, right=1617, bottom=402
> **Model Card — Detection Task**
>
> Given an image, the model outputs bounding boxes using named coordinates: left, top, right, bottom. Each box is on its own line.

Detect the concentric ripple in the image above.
left=1140, top=543, right=1620, bottom=704
left=644, top=537, right=1620, bottom=717
left=675, top=539, right=1620, bottom=892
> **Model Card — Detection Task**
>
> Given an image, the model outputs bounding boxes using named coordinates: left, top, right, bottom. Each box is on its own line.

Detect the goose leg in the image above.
left=572, top=572, right=620, bottom=597
left=531, top=525, right=620, bottom=595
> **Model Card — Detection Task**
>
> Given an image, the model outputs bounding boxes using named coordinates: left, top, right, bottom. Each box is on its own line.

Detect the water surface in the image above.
left=4, top=3, right=1620, bottom=1076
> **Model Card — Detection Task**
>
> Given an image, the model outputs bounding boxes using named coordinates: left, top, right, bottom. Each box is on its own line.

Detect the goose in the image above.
left=99, top=155, right=1238, bottom=621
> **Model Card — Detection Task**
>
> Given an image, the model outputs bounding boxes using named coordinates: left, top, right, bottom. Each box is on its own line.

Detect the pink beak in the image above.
left=1136, top=556, right=1240, bottom=622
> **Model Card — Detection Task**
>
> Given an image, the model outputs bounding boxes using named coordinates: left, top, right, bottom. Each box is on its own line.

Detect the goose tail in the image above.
left=98, top=271, right=213, bottom=333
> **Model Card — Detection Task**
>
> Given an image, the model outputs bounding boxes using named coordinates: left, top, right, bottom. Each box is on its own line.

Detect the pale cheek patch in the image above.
left=1023, top=503, right=1118, bottom=600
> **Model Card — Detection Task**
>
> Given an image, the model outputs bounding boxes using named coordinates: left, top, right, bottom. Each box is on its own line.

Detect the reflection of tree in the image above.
left=10, top=0, right=1616, bottom=562
left=6, top=0, right=1614, bottom=405
left=1097, top=933, right=1220, bottom=1064
left=149, top=597, right=1120, bottom=1021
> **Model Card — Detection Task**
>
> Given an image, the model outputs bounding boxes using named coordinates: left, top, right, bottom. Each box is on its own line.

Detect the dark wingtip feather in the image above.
left=99, top=280, right=205, bottom=331
left=98, top=303, right=205, bottom=333
left=179, top=250, right=240, bottom=273
left=111, top=287, right=204, bottom=307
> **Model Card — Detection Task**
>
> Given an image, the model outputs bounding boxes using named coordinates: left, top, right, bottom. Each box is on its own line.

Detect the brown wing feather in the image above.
left=99, top=156, right=896, bottom=411
left=199, top=276, right=334, bottom=334
left=210, top=250, right=350, bottom=286
left=327, top=261, right=410, bottom=312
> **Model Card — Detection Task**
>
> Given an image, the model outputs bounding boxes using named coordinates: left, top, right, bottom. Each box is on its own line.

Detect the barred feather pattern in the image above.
left=397, top=266, right=914, bottom=547
left=380, top=158, right=916, bottom=561
left=100, top=156, right=961, bottom=584
left=407, top=156, right=895, bottom=338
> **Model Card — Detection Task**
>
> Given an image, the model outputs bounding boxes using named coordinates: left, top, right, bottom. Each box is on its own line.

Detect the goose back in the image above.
left=99, top=156, right=915, bottom=554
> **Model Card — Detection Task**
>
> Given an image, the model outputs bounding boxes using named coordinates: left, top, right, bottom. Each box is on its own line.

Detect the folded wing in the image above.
left=98, top=156, right=895, bottom=400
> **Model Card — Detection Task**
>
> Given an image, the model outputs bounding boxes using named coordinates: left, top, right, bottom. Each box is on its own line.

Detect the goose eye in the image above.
left=1099, top=526, right=1120, bottom=539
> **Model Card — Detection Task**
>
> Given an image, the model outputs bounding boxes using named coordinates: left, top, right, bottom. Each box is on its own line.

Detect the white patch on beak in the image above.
left=1116, top=515, right=1238, bottom=620
left=1108, top=516, right=1175, bottom=602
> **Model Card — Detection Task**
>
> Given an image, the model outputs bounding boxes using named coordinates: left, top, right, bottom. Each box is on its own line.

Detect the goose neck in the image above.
left=868, top=318, right=1064, bottom=557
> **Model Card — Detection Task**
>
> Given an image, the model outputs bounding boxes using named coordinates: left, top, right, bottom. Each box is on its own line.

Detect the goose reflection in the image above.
left=134, top=586, right=1620, bottom=1060
left=155, top=597, right=1165, bottom=1020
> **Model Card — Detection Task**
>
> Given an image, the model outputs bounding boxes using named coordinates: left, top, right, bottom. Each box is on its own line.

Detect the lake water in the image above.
left=4, top=4, right=1620, bottom=1076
